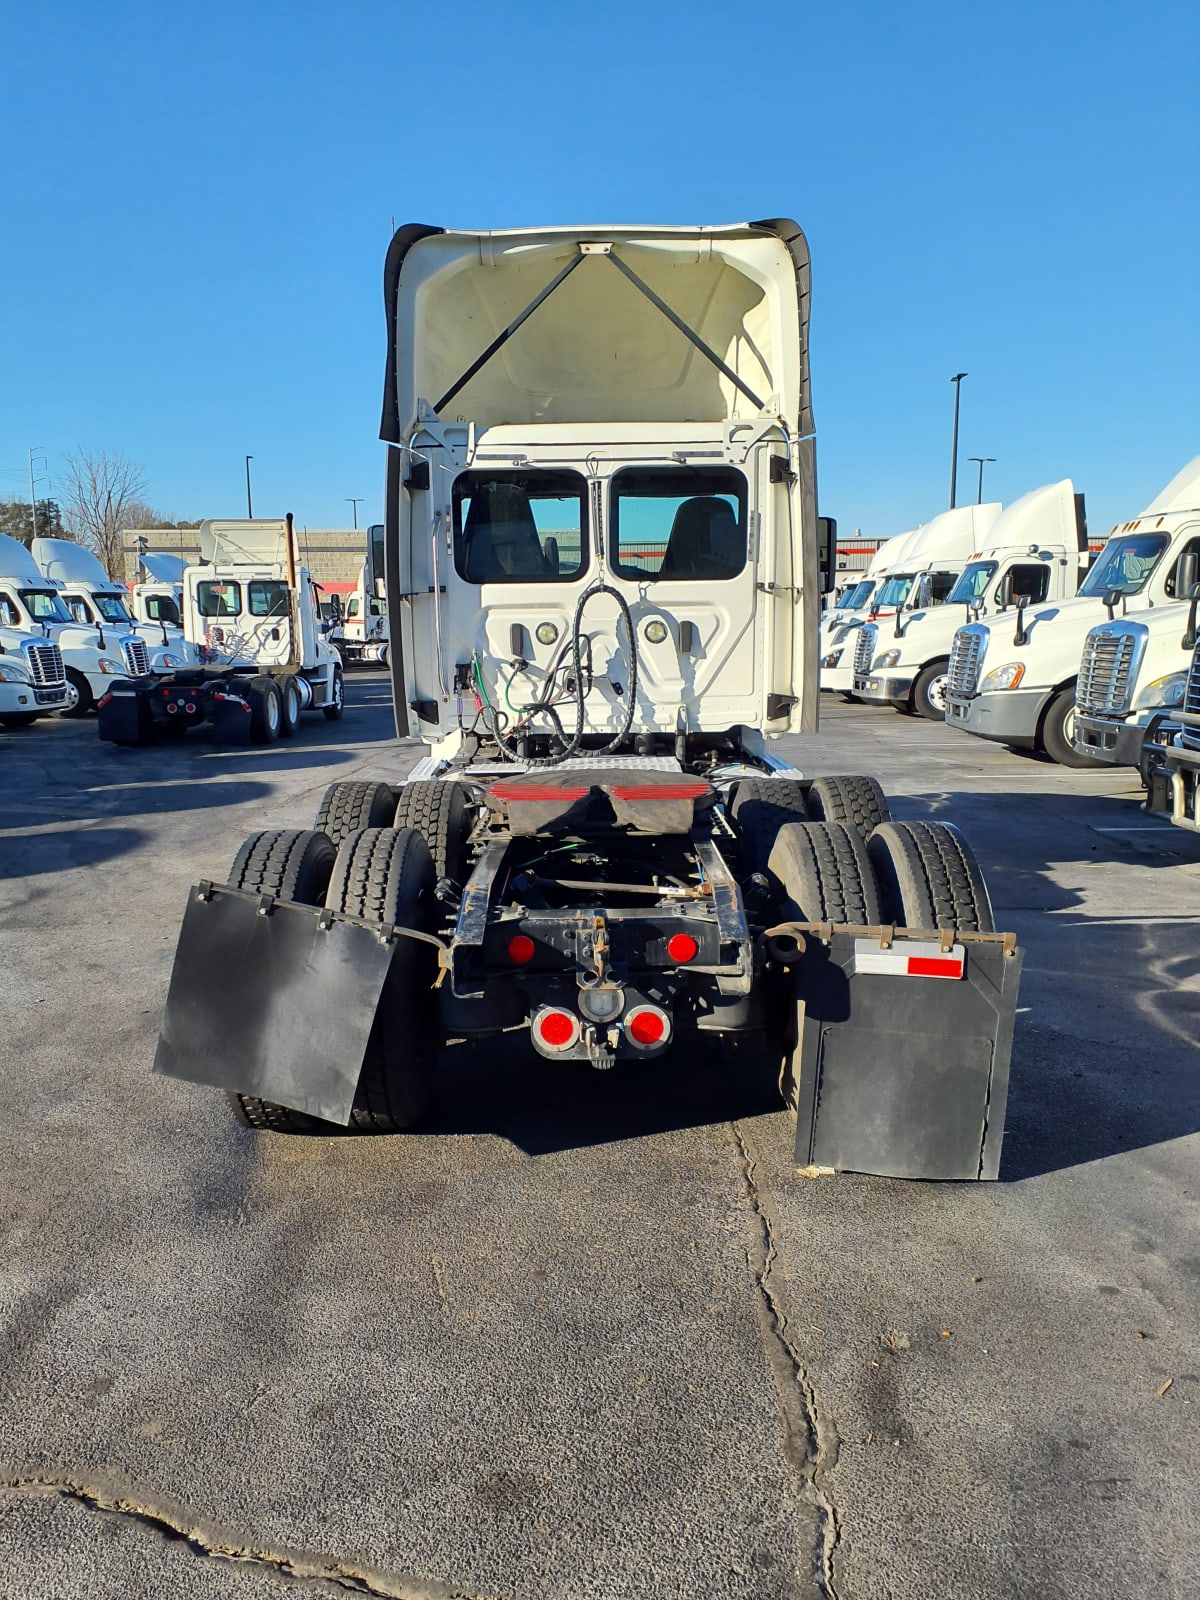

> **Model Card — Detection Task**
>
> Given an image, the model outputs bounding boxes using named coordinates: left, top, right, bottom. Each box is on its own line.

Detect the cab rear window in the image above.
left=197, top=581, right=241, bottom=617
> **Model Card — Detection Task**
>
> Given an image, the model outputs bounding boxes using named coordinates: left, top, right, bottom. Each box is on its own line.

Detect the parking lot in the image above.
left=1, top=677, right=1198, bottom=1600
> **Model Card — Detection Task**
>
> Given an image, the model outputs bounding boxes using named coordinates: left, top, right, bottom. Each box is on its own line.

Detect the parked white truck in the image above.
left=852, top=481, right=1089, bottom=720
left=818, top=528, right=920, bottom=693
left=0, top=545, right=69, bottom=726
left=1140, top=619, right=1200, bottom=832
left=1071, top=574, right=1198, bottom=768
left=331, top=526, right=389, bottom=666
left=151, top=218, right=1024, bottom=1182
left=0, top=533, right=155, bottom=718
left=945, top=457, right=1200, bottom=767
left=97, top=516, right=344, bottom=744
left=131, top=551, right=188, bottom=630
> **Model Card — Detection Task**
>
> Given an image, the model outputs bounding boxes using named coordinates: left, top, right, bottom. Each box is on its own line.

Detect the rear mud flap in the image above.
left=153, top=884, right=397, bottom=1124
left=97, top=688, right=155, bottom=746
left=789, top=928, right=1022, bottom=1180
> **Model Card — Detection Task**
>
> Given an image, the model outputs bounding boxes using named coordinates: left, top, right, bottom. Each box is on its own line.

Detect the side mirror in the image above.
left=817, top=516, right=837, bottom=597
left=1103, top=588, right=1122, bottom=621
left=996, top=572, right=1014, bottom=610
left=1174, top=549, right=1198, bottom=601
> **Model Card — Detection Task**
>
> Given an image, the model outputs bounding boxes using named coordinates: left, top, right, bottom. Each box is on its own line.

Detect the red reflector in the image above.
left=166, top=702, right=177, bottom=713
left=628, top=1009, right=666, bottom=1045
left=507, top=934, right=535, bottom=965
left=609, top=781, right=709, bottom=801
left=538, top=1011, right=576, bottom=1047
left=666, top=933, right=699, bottom=963
left=490, top=781, right=589, bottom=802
left=97, top=693, right=113, bottom=709
left=185, top=703, right=196, bottom=714
left=907, top=956, right=965, bottom=979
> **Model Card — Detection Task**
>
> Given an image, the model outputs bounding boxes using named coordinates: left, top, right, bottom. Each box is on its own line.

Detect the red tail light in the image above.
left=625, top=1007, right=669, bottom=1047
left=507, top=934, right=535, bottom=965
left=533, top=1009, right=579, bottom=1052
left=667, top=933, right=698, bottom=963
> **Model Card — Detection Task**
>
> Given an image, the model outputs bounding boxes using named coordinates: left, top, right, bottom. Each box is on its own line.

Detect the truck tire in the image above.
left=226, top=828, right=340, bottom=1135
left=805, top=775, right=890, bottom=835
left=278, top=674, right=301, bottom=737
left=867, top=821, right=995, bottom=932
left=314, top=780, right=396, bottom=846
left=913, top=659, right=951, bottom=721
left=767, top=821, right=883, bottom=924
left=325, top=827, right=438, bottom=1130
left=322, top=667, right=345, bottom=720
left=392, top=780, right=470, bottom=882
left=60, top=667, right=94, bottom=718
left=1041, top=686, right=1107, bottom=769
left=730, top=777, right=810, bottom=873
left=247, top=676, right=282, bottom=744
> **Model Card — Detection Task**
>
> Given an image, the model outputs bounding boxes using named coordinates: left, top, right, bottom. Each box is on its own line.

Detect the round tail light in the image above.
left=667, top=933, right=699, bottom=964
left=507, top=934, right=535, bottom=965
left=533, top=1008, right=579, bottom=1052
left=166, top=702, right=177, bottom=714
left=625, top=1007, right=670, bottom=1048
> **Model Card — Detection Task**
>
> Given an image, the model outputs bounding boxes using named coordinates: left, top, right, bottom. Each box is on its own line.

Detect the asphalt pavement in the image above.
left=1, top=677, right=1197, bottom=1600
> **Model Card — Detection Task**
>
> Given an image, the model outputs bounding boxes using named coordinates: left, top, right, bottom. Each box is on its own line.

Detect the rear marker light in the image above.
left=507, top=934, right=535, bottom=965
left=667, top=933, right=699, bottom=964
left=534, top=1009, right=579, bottom=1051
left=625, top=1007, right=669, bottom=1047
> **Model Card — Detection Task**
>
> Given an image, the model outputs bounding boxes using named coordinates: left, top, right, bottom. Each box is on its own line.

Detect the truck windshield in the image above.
left=611, top=467, right=747, bottom=581
left=947, top=561, right=998, bottom=605
left=18, top=589, right=73, bottom=624
left=839, top=580, right=873, bottom=609
left=93, top=594, right=135, bottom=624
left=453, top=471, right=587, bottom=583
left=1078, top=533, right=1168, bottom=598
left=873, top=573, right=914, bottom=609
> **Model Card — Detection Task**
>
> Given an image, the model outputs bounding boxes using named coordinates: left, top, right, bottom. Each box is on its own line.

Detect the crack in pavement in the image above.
left=1, top=1473, right=493, bottom=1600
left=729, top=1124, right=843, bottom=1600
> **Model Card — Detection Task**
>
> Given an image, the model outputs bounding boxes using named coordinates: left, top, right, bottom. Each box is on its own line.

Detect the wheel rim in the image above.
left=288, top=684, right=299, bottom=720
left=928, top=674, right=949, bottom=713
left=1062, top=704, right=1077, bottom=743
left=63, top=680, right=80, bottom=712
left=335, top=676, right=343, bottom=709
left=267, top=692, right=280, bottom=733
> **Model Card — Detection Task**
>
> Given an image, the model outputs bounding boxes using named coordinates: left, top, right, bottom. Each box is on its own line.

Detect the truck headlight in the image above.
left=821, top=649, right=843, bottom=668
left=981, top=662, right=1025, bottom=691
left=874, top=649, right=902, bottom=669
left=98, top=658, right=123, bottom=674
left=0, top=665, right=31, bottom=684
left=1133, top=672, right=1187, bottom=711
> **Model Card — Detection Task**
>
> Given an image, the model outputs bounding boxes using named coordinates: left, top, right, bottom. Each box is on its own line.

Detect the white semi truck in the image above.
left=945, top=458, right=1200, bottom=767
left=0, top=533, right=156, bottom=718
left=331, top=525, right=389, bottom=667
left=818, top=528, right=920, bottom=693
left=131, top=551, right=188, bottom=629
left=852, top=481, right=1089, bottom=720
left=0, top=554, right=69, bottom=727
left=97, top=517, right=344, bottom=744
left=1071, top=575, right=1198, bottom=768
left=1140, top=619, right=1200, bottom=832
left=153, top=219, right=1024, bottom=1182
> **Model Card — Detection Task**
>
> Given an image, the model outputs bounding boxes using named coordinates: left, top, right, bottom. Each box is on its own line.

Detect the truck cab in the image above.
left=0, top=543, right=69, bottom=726
left=32, top=537, right=190, bottom=673
left=945, top=458, right=1200, bottom=766
left=853, top=482, right=1088, bottom=720
left=819, top=529, right=918, bottom=693
left=131, top=551, right=189, bottom=634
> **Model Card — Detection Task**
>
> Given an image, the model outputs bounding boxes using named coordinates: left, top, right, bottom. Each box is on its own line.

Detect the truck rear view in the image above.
left=154, top=221, right=1023, bottom=1180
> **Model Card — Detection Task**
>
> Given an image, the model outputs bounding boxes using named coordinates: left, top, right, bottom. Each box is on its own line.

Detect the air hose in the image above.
left=494, top=582, right=639, bottom=768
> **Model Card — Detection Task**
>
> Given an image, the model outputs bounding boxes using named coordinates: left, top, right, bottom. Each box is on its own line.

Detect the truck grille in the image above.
left=23, top=640, right=65, bottom=688
left=1077, top=626, right=1138, bottom=716
left=853, top=624, right=877, bottom=678
left=123, top=638, right=150, bottom=677
left=1181, top=645, right=1200, bottom=750
left=948, top=628, right=985, bottom=696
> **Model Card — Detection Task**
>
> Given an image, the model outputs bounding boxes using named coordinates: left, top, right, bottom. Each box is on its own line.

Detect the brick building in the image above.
left=121, top=527, right=368, bottom=586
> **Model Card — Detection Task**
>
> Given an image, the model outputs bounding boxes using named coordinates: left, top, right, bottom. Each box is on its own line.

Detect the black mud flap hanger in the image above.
left=153, top=882, right=445, bottom=1124
left=768, top=923, right=1023, bottom=1181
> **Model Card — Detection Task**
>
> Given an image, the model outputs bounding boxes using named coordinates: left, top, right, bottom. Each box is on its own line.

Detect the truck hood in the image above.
left=381, top=220, right=813, bottom=437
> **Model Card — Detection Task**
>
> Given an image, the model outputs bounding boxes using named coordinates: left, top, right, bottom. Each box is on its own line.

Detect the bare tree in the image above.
left=62, top=450, right=148, bottom=577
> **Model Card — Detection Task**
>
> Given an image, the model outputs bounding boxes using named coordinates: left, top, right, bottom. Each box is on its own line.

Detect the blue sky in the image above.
left=2, top=0, right=1196, bottom=539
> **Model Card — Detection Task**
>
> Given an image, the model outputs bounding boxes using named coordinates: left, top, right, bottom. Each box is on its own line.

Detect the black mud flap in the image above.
left=791, top=929, right=1023, bottom=1180
left=153, top=884, right=396, bottom=1123
left=97, top=686, right=155, bottom=746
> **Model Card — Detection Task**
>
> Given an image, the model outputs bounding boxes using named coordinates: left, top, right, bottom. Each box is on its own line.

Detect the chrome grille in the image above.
left=123, top=638, right=150, bottom=676
left=1181, top=646, right=1200, bottom=750
left=853, top=623, right=877, bottom=677
left=23, top=640, right=65, bottom=688
left=948, top=629, right=985, bottom=696
left=1077, top=627, right=1138, bottom=716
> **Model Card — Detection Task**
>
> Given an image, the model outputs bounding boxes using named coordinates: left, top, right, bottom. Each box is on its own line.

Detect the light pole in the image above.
left=346, top=497, right=363, bottom=529
left=28, top=446, right=47, bottom=541
left=244, top=455, right=254, bottom=518
left=968, top=456, right=995, bottom=504
left=949, top=373, right=968, bottom=508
